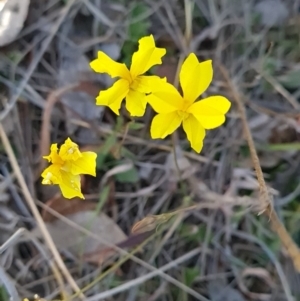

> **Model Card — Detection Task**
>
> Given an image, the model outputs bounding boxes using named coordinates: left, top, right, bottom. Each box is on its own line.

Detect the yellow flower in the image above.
left=41, top=138, right=97, bottom=199
left=147, top=53, right=231, bottom=153
left=90, top=35, right=166, bottom=116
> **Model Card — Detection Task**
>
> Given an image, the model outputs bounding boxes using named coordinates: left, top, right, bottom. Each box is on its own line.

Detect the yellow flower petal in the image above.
left=150, top=112, right=182, bottom=139
left=187, top=96, right=231, bottom=129
left=182, top=115, right=206, bottom=153
left=96, top=79, right=129, bottom=115
left=125, top=89, right=148, bottom=117
left=43, top=144, right=63, bottom=164
left=41, top=164, right=61, bottom=185
left=90, top=51, right=131, bottom=81
left=130, top=35, right=166, bottom=78
left=131, top=75, right=163, bottom=94
left=59, top=138, right=82, bottom=161
left=146, top=78, right=184, bottom=113
left=59, top=171, right=84, bottom=199
left=180, top=53, right=213, bottom=102
left=70, top=152, right=97, bottom=176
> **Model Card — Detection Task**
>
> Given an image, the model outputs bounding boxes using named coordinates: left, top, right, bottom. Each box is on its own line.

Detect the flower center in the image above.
left=177, top=110, right=189, bottom=120
left=61, top=162, right=70, bottom=172
left=129, top=76, right=142, bottom=92
left=182, top=99, right=193, bottom=111
left=128, top=74, right=134, bottom=85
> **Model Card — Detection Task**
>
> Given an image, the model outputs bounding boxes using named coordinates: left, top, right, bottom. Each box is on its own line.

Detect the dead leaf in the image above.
left=58, top=48, right=104, bottom=138
left=41, top=196, right=96, bottom=223
left=254, top=0, right=288, bottom=27
left=34, top=211, right=127, bottom=263
left=84, top=232, right=152, bottom=264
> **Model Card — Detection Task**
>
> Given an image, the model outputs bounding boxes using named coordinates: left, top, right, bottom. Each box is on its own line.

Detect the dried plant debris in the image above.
left=254, top=0, right=289, bottom=27
left=58, top=45, right=105, bottom=139
left=32, top=210, right=127, bottom=264
left=1, top=0, right=300, bottom=300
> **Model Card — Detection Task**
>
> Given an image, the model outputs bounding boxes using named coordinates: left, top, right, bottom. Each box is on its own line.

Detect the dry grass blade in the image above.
left=0, top=0, right=77, bottom=121
left=37, top=200, right=205, bottom=300
left=0, top=266, right=19, bottom=301
left=2, top=0, right=299, bottom=299
left=0, top=228, right=67, bottom=300
left=0, top=124, right=85, bottom=299
left=257, top=68, right=300, bottom=110
left=218, top=63, right=300, bottom=271
left=84, top=248, right=209, bottom=301
left=184, top=0, right=194, bottom=48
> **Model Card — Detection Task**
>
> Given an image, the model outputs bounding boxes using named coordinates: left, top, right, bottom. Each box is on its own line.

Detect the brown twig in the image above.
left=40, top=83, right=79, bottom=172
left=0, top=124, right=85, bottom=298
left=218, top=63, right=300, bottom=271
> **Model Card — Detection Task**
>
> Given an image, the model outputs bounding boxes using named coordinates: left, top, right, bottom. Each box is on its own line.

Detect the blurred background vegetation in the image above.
left=0, top=0, right=300, bottom=300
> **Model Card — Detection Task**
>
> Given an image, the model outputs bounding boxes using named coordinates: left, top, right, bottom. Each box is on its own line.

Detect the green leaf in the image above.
left=122, top=42, right=135, bottom=67
left=122, top=2, right=150, bottom=66
left=115, top=116, right=124, bottom=132
left=262, top=143, right=300, bottom=151
left=6, top=51, right=22, bottom=63
left=183, top=267, right=200, bottom=287
left=0, top=286, right=9, bottom=301
left=231, top=210, right=246, bottom=224
left=128, top=3, right=150, bottom=40
left=128, top=121, right=144, bottom=130
left=178, top=223, right=210, bottom=243
left=96, top=135, right=117, bottom=168
left=119, top=147, right=136, bottom=160
left=115, top=166, right=139, bottom=183
left=278, top=69, right=300, bottom=89
left=268, top=236, right=281, bottom=253
left=96, top=185, right=111, bottom=213
left=262, top=57, right=278, bottom=76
